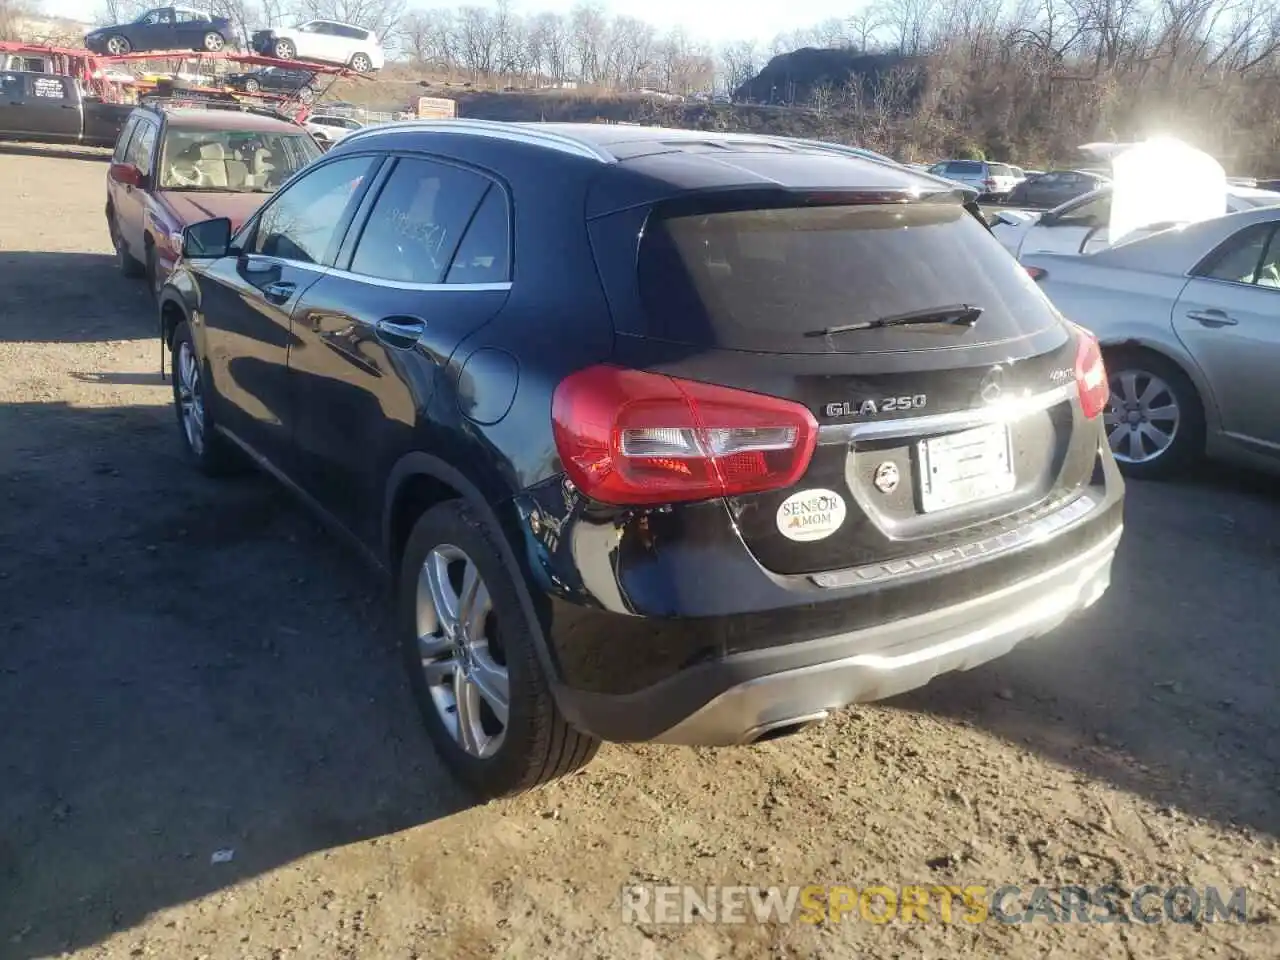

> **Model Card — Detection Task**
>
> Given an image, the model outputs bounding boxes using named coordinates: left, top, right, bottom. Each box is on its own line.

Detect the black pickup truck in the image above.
left=0, top=70, right=132, bottom=148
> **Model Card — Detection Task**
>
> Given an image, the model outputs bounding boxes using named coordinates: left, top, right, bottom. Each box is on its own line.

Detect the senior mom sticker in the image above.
left=776, top=488, right=847, bottom=542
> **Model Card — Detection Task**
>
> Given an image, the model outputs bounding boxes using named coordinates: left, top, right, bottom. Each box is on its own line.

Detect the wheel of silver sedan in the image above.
left=1104, top=368, right=1180, bottom=464
left=176, top=340, right=205, bottom=457
left=415, top=544, right=510, bottom=759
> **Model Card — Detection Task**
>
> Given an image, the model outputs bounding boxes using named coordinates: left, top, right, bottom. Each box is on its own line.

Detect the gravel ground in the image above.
left=1, top=144, right=1277, bottom=960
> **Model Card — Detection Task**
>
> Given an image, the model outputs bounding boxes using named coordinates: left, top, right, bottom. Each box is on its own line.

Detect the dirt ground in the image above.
left=1, top=144, right=1277, bottom=960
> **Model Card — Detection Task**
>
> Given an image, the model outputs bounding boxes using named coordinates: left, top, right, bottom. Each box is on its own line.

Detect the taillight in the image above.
left=1024, top=266, right=1046, bottom=282
left=984, top=178, right=997, bottom=188
left=551, top=365, right=818, bottom=505
left=1074, top=330, right=1108, bottom=419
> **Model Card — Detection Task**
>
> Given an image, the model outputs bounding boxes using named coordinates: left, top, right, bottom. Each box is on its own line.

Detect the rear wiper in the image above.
left=805, top=304, right=983, bottom=337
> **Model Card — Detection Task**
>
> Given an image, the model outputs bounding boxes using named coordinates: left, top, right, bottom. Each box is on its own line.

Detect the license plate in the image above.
left=917, top=423, right=1015, bottom=513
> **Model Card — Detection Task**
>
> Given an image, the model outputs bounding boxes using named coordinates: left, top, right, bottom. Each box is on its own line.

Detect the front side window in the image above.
left=1195, top=224, right=1276, bottom=285
left=348, top=158, right=490, bottom=284
left=253, top=155, right=374, bottom=264
left=158, top=127, right=320, bottom=192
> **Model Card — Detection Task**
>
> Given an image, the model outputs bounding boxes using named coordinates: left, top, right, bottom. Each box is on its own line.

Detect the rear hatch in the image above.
left=589, top=192, right=1099, bottom=578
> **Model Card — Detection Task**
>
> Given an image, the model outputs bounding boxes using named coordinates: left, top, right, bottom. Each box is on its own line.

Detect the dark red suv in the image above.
left=106, top=102, right=320, bottom=293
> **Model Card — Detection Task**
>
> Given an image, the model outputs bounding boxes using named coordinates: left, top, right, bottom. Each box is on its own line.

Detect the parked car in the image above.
left=0, top=70, right=131, bottom=148
left=992, top=184, right=1280, bottom=259
left=1024, top=206, right=1280, bottom=479
left=84, top=5, right=235, bottom=56
left=304, top=113, right=363, bottom=145
left=927, top=159, right=1019, bottom=199
left=1006, top=169, right=1111, bottom=209
left=107, top=103, right=321, bottom=295
left=250, top=20, right=384, bottom=73
left=225, top=66, right=318, bottom=103
left=158, top=121, right=1124, bottom=797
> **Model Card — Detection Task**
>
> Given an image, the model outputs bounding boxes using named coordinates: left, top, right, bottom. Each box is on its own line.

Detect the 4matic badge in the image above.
left=825, top=394, right=927, bottom=418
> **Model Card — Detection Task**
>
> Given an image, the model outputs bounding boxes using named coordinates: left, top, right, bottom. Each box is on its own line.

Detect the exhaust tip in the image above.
left=742, top=711, right=829, bottom=744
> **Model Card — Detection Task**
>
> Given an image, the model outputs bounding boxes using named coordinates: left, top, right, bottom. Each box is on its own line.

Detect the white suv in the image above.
left=252, top=20, right=384, bottom=73
left=927, top=160, right=1019, bottom=199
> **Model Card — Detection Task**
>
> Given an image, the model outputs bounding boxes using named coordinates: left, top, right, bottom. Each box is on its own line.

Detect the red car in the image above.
left=106, top=103, right=321, bottom=292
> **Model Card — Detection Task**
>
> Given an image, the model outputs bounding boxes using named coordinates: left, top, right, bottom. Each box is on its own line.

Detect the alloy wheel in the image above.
left=351, top=54, right=371, bottom=72
left=204, top=32, right=224, bottom=51
left=106, top=35, right=129, bottom=55
left=176, top=340, right=206, bottom=457
left=1104, top=368, right=1180, bottom=464
left=415, top=544, right=510, bottom=759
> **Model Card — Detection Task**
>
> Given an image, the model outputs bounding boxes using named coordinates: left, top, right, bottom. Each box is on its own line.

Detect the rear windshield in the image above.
left=989, top=163, right=1013, bottom=176
left=636, top=200, right=1060, bottom=354
left=946, top=160, right=983, bottom=173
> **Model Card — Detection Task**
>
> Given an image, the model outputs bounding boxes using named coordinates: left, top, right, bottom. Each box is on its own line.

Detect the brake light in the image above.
left=551, top=365, right=818, bottom=505
left=1074, top=330, right=1108, bottom=419
left=984, top=178, right=997, bottom=188
left=1024, top=266, right=1047, bottom=282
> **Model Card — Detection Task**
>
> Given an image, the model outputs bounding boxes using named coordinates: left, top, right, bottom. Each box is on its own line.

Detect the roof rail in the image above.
left=339, top=118, right=613, bottom=162
left=140, top=94, right=292, bottom=123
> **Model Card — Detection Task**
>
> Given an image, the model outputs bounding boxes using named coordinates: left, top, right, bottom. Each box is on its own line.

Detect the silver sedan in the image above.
left=1022, top=205, right=1280, bottom=478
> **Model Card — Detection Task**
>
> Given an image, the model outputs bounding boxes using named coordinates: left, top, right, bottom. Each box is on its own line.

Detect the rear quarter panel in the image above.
left=1028, top=255, right=1222, bottom=430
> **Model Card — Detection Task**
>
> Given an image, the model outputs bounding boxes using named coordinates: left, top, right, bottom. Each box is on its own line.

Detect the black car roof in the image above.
left=333, top=120, right=958, bottom=216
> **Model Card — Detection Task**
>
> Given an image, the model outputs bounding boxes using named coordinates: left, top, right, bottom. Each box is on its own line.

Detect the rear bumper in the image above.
left=557, top=523, right=1120, bottom=745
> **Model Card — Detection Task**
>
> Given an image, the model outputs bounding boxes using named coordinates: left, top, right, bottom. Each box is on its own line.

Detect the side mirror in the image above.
left=110, top=162, right=143, bottom=188
left=183, top=217, right=232, bottom=259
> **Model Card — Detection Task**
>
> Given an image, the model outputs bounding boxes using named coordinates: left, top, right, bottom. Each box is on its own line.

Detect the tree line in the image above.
left=10, top=0, right=1280, bottom=172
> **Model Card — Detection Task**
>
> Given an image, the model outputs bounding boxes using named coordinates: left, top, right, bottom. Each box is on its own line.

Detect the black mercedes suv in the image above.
left=158, top=121, right=1125, bottom=798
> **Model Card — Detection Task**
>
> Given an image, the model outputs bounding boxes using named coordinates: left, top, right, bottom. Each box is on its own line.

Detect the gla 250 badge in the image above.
left=825, top=394, right=927, bottom=418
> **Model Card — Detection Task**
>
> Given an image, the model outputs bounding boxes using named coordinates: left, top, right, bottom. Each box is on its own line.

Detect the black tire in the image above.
left=349, top=52, right=373, bottom=73
left=274, top=38, right=295, bottom=60
left=111, top=214, right=145, bottom=278
left=1102, top=347, right=1205, bottom=481
left=398, top=500, right=600, bottom=799
left=170, top=321, right=242, bottom=477
left=145, top=244, right=160, bottom=300
left=202, top=31, right=225, bottom=52
left=105, top=34, right=131, bottom=55
left=243, top=77, right=261, bottom=93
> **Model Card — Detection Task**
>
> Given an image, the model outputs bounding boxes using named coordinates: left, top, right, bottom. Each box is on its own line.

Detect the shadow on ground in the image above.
left=0, top=252, right=153, bottom=343
left=0, top=399, right=475, bottom=959
left=900, top=464, right=1280, bottom=840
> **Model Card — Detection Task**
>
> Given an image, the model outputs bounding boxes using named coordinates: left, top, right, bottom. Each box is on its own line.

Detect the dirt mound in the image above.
left=735, top=47, right=926, bottom=107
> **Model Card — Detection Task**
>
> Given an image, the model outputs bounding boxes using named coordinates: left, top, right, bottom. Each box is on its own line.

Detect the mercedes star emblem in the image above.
left=872, top=461, right=900, bottom=494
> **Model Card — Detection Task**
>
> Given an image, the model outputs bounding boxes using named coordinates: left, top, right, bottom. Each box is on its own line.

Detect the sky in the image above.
left=48, top=0, right=859, bottom=47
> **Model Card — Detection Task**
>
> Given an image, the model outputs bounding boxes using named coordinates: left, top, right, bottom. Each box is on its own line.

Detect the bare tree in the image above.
left=0, top=0, right=30, bottom=42
left=719, top=39, right=758, bottom=99
left=293, top=0, right=407, bottom=39
left=847, top=4, right=887, bottom=51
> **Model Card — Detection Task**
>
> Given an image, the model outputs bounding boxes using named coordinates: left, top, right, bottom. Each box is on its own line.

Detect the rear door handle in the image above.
left=374, top=316, right=426, bottom=348
left=262, top=281, right=295, bottom=304
left=1186, top=309, right=1238, bottom=328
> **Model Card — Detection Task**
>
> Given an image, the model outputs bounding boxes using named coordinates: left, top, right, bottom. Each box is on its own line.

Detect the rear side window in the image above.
left=125, top=121, right=157, bottom=173
left=113, top=116, right=139, bottom=161
left=989, top=163, right=1013, bottom=177
left=635, top=200, right=1060, bottom=354
left=348, top=158, right=490, bottom=284
left=1194, top=224, right=1275, bottom=284
left=946, top=161, right=983, bottom=174
left=446, top=185, right=511, bottom=284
